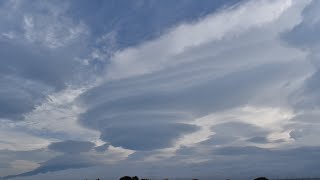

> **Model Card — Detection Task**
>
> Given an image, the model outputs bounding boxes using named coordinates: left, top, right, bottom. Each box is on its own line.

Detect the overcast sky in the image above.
left=1, top=0, right=320, bottom=179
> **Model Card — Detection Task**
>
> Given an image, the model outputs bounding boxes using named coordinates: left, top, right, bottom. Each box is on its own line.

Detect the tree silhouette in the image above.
left=120, top=176, right=132, bottom=180
left=254, top=177, right=269, bottom=180
left=119, top=176, right=140, bottom=180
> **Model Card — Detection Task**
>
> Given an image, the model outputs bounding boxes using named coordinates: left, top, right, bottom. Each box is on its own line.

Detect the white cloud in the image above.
left=0, top=0, right=88, bottom=48
left=0, top=86, right=101, bottom=151
left=106, top=0, right=302, bottom=80
left=21, top=86, right=101, bottom=143
left=0, top=119, right=52, bottom=151
left=10, top=160, right=40, bottom=172
left=22, top=14, right=88, bottom=48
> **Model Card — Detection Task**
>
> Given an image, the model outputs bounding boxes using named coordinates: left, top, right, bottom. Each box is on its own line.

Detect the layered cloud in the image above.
left=78, top=0, right=308, bottom=153
left=1, top=0, right=320, bottom=179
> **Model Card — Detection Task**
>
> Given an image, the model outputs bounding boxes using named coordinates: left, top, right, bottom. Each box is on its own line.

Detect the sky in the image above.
left=0, top=0, right=320, bottom=179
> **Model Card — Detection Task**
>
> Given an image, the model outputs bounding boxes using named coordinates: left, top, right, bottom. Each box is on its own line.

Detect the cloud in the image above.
left=79, top=65, right=289, bottom=151
left=0, top=0, right=90, bottom=121
left=283, top=0, right=320, bottom=109
left=2, top=154, right=100, bottom=180
left=282, top=0, right=320, bottom=49
left=100, top=123, right=199, bottom=151
left=2, top=141, right=97, bottom=179
left=65, top=0, right=242, bottom=48
left=10, top=160, right=40, bottom=173
left=105, top=0, right=294, bottom=80
left=48, top=140, right=95, bottom=154
left=0, top=0, right=88, bottom=48
left=170, top=145, right=320, bottom=178
left=247, top=136, right=270, bottom=144
left=94, top=143, right=110, bottom=152
left=211, top=146, right=320, bottom=178
left=2, top=0, right=320, bottom=179
left=0, top=140, right=134, bottom=179
left=289, top=129, right=305, bottom=140
left=202, top=122, right=269, bottom=146
left=77, top=0, right=309, bottom=154
left=0, top=75, right=52, bottom=120
left=0, top=0, right=102, bottom=154
left=280, top=0, right=320, bottom=149
left=0, top=148, right=56, bottom=177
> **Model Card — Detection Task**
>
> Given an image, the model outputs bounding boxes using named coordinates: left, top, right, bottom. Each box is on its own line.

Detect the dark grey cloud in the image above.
left=0, top=41, right=56, bottom=120
left=94, top=143, right=110, bottom=152
left=3, top=154, right=100, bottom=180
left=0, top=75, right=51, bottom=120
left=214, top=146, right=271, bottom=156
left=285, top=122, right=320, bottom=143
left=48, top=140, right=95, bottom=154
left=284, top=0, right=320, bottom=111
left=247, top=136, right=269, bottom=144
left=0, top=40, right=79, bottom=89
left=100, top=123, right=198, bottom=151
left=289, top=129, right=305, bottom=140
left=2, top=141, right=100, bottom=179
left=212, top=146, right=320, bottom=178
left=116, top=146, right=320, bottom=179
left=202, top=122, right=269, bottom=145
left=289, top=69, right=320, bottom=111
left=0, top=148, right=54, bottom=162
left=290, top=112, right=320, bottom=124
left=279, top=0, right=320, bottom=151
left=0, top=1, right=88, bottom=120
left=173, top=145, right=320, bottom=179
left=282, top=0, right=320, bottom=49
left=0, top=148, right=57, bottom=179
left=0, top=42, right=82, bottom=120
left=66, top=0, right=242, bottom=48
